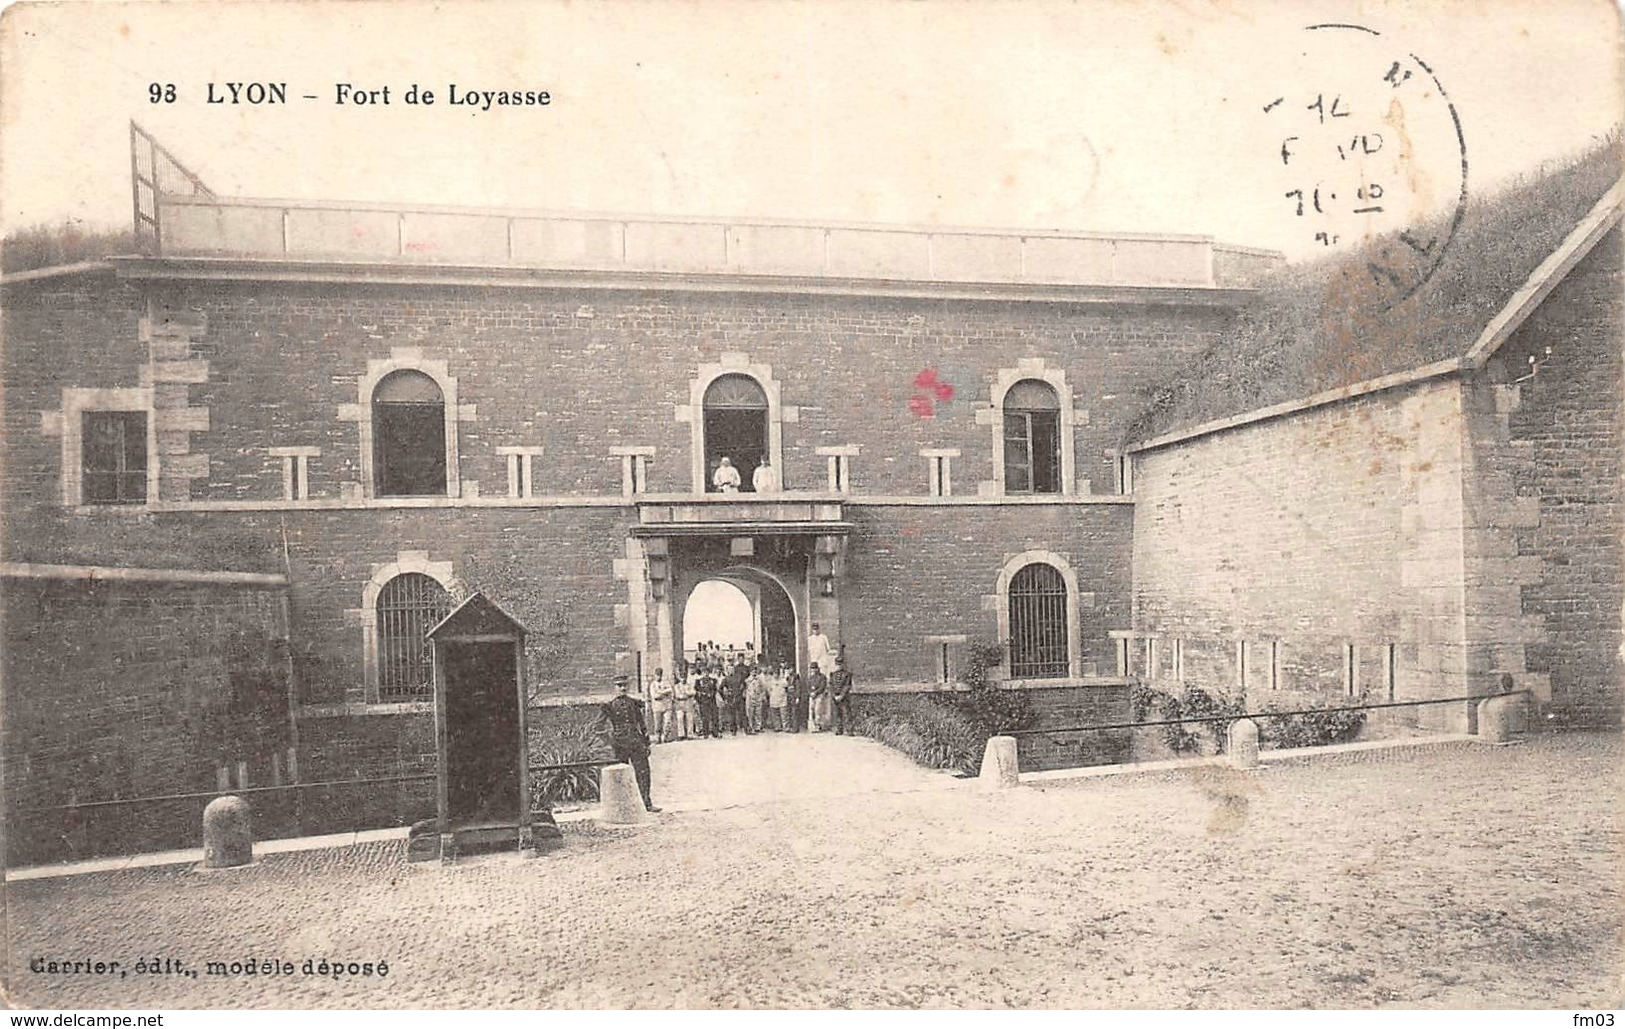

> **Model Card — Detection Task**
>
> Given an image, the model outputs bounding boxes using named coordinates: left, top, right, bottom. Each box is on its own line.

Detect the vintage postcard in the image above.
left=2, top=0, right=1621, bottom=1013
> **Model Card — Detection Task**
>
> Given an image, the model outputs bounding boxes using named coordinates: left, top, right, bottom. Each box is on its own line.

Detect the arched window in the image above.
left=1002, top=379, right=1061, bottom=494
left=376, top=572, right=453, bottom=700
left=372, top=370, right=447, bottom=496
left=1008, top=562, right=1069, bottom=679
left=703, top=373, right=770, bottom=492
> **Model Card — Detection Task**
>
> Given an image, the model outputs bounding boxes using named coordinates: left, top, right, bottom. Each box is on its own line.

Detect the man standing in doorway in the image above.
left=806, top=622, right=833, bottom=680
left=829, top=653, right=855, bottom=736
left=712, top=456, right=741, bottom=493
left=602, top=675, right=659, bottom=812
left=752, top=455, right=780, bottom=493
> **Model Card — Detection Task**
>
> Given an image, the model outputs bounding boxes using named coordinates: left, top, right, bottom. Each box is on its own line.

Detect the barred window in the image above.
left=1008, top=562, right=1068, bottom=679
left=1002, top=379, right=1061, bottom=494
left=376, top=573, right=452, bottom=700
left=372, top=370, right=447, bottom=497
left=81, top=411, right=148, bottom=505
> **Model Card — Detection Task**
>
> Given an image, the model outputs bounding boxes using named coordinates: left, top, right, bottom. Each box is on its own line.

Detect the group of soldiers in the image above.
left=598, top=624, right=854, bottom=813
left=649, top=651, right=854, bottom=740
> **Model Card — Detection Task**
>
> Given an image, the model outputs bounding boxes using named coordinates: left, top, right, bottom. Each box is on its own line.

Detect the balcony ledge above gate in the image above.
left=630, top=494, right=851, bottom=538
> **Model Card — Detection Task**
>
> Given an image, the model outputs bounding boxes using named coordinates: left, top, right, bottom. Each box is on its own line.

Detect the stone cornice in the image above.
left=107, top=255, right=1258, bottom=307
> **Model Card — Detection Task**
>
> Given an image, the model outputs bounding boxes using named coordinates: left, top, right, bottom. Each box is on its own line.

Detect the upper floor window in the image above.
left=1008, top=562, right=1069, bottom=679
left=1002, top=379, right=1061, bottom=494
left=372, top=370, right=446, bottom=497
left=704, top=373, right=770, bottom=493
left=376, top=572, right=452, bottom=700
left=82, top=411, right=148, bottom=505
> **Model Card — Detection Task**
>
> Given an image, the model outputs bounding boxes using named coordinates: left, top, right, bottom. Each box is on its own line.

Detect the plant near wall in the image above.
left=529, top=708, right=612, bottom=806
left=852, top=696, right=983, bottom=775
left=1258, top=693, right=1368, bottom=749
left=1128, top=682, right=1241, bottom=754
left=957, top=638, right=1032, bottom=736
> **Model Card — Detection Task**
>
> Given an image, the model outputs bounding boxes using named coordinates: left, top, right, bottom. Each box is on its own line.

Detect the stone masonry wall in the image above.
left=1488, top=227, right=1624, bottom=725
left=1130, top=377, right=1471, bottom=707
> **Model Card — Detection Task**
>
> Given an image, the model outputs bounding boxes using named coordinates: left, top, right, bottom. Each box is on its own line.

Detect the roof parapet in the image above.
left=151, top=193, right=1279, bottom=292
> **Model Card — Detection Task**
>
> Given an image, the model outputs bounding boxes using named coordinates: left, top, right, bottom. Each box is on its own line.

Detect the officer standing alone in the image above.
left=602, top=675, right=660, bottom=813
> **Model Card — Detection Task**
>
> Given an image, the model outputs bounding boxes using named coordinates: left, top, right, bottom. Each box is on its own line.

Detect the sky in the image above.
left=1, top=0, right=1621, bottom=261
left=683, top=580, right=755, bottom=650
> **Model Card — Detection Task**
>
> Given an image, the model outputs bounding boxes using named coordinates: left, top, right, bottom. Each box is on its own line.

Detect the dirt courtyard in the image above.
left=6, top=733, right=1620, bottom=1009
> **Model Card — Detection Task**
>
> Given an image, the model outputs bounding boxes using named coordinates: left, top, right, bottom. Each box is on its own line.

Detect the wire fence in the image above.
left=1009, top=690, right=1529, bottom=751
left=8, top=761, right=622, bottom=867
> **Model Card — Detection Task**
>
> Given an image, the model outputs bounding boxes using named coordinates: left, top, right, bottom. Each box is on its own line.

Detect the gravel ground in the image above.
left=7, top=732, right=1619, bottom=1009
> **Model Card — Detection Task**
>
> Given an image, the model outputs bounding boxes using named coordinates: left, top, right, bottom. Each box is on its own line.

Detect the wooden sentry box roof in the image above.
left=427, top=591, right=528, bottom=642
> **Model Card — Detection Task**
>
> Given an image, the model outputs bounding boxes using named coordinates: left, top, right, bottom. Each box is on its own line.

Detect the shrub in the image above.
left=529, top=708, right=612, bottom=807
left=854, top=695, right=983, bottom=775
left=1258, top=696, right=1367, bottom=749
left=1129, top=682, right=1242, bottom=755
left=957, top=639, right=1032, bottom=737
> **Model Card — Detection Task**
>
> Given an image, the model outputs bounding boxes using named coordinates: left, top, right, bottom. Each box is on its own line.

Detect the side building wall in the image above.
left=1477, top=227, right=1624, bottom=725
left=1129, top=377, right=1473, bottom=711
left=2, top=577, right=290, bottom=864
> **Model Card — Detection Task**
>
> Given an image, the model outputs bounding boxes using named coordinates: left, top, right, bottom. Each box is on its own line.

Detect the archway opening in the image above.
left=683, top=579, right=754, bottom=660
left=680, top=573, right=798, bottom=670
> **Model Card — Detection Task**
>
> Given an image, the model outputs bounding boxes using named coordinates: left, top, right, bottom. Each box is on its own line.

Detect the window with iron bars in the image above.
left=376, top=573, right=452, bottom=700
left=82, top=410, right=148, bottom=505
left=1008, top=563, right=1068, bottom=679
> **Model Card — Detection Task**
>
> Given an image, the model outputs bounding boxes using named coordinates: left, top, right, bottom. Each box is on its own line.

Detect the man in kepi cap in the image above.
left=602, top=674, right=659, bottom=813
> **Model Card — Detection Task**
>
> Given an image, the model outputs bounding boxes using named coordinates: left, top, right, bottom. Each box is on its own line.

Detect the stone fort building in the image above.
left=4, top=134, right=1620, bottom=861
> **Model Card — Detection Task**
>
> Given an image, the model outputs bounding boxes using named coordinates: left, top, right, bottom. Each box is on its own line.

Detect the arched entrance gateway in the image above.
left=680, top=572, right=798, bottom=670
left=632, top=494, right=850, bottom=691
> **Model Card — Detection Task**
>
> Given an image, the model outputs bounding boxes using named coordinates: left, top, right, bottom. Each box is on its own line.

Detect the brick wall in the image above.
left=1130, top=377, right=1471, bottom=705
left=840, top=503, right=1132, bottom=685
left=2, top=577, right=288, bottom=858
left=107, top=281, right=1230, bottom=502
left=1491, top=227, right=1624, bottom=725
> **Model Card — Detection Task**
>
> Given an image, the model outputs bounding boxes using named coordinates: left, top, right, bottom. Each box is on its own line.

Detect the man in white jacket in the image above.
left=806, top=622, right=833, bottom=678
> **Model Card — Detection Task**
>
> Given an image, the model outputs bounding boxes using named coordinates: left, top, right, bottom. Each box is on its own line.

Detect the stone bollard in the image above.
left=1227, top=718, right=1260, bottom=769
left=1476, top=694, right=1523, bottom=744
left=202, top=795, right=253, bottom=868
left=978, top=735, right=1021, bottom=791
left=597, top=763, right=652, bottom=825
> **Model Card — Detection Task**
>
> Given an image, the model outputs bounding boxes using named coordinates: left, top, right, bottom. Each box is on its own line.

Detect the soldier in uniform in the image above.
left=602, top=675, right=659, bottom=812
left=694, top=663, right=721, bottom=738
left=829, top=653, right=855, bottom=736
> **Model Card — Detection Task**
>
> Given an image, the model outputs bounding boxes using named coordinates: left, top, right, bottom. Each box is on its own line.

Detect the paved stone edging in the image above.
left=7, top=734, right=1478, bottom=882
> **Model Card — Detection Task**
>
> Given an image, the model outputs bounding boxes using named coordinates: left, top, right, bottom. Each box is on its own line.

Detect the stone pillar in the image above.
left=978, top=736, right=1021, bottom=791
left=202, top=795, right=252, bottom=868
left=1476, top=694, right=1524, bottom=744
left=1228, top=719, right=1260, bottom=769
left=597, top=764, right=653, bottom=825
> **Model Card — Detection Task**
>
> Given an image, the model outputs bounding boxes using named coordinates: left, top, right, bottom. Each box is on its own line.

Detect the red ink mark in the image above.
left=404, top=241, right=437, bottom=252
left=909, top=368, right=956, bottom=417
left=901, top=524, right=921, bottom=537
